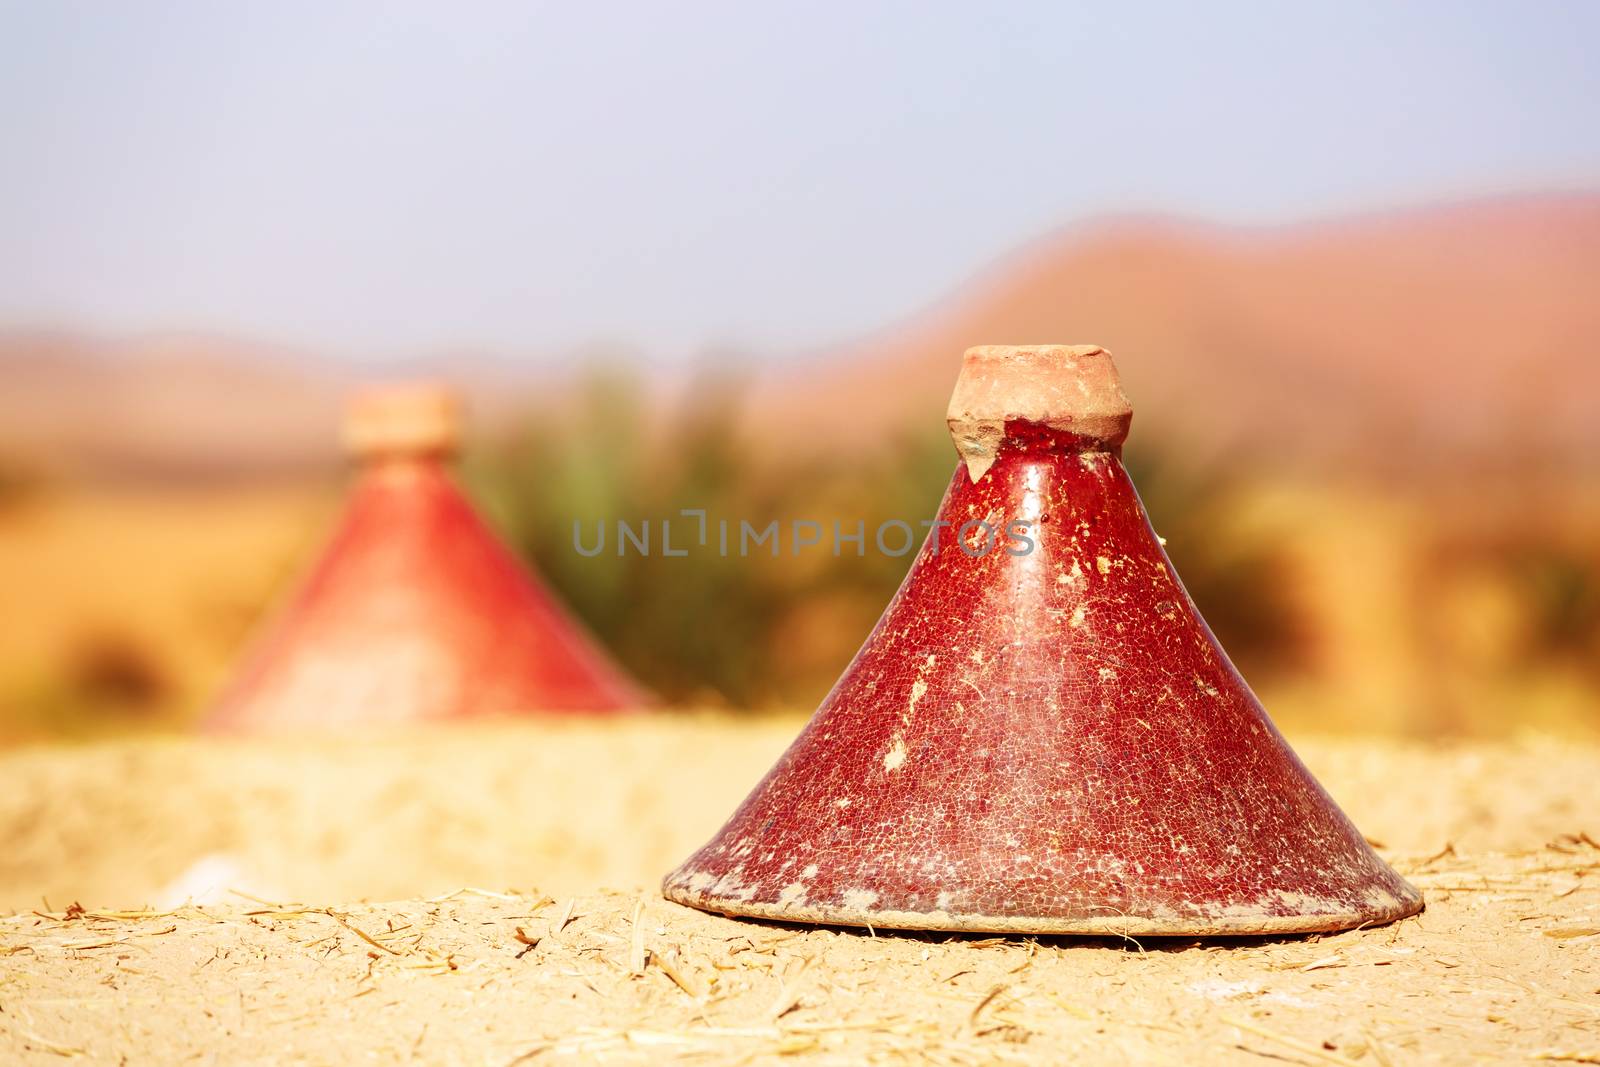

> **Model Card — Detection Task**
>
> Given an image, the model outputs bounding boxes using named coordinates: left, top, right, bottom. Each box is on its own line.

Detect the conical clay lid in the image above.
left=207, top=384, right=645, bottom=730
left=664, top=346, right=1421, bottom=935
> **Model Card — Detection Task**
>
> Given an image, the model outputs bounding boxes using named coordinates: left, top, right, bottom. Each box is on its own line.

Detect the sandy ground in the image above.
left=1, top=718, right=1597, bottom=1064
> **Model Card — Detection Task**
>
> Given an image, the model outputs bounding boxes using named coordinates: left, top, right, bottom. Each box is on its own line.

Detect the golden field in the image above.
left=2, top=475, right=1595, bottom=741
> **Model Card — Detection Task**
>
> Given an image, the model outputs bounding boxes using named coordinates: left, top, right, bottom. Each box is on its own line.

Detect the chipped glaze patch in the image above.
left=663, top=415, right=1422, bottom=936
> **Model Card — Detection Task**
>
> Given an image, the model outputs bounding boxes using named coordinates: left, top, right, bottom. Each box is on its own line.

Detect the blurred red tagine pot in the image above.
left=206, top=384, right=645, bottom=731
left=664, top=345, right=1422, bottom=935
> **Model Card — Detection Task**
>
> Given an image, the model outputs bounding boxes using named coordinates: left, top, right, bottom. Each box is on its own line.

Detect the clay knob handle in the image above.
left=947, top=344, right=1132, bottom=481
left=342, top=383, right=461, bottom=460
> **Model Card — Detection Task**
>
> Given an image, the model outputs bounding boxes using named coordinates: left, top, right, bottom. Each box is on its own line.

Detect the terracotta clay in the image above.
left=206, top=385, right=644, bottom=730
left=664, top=345, right=1422, bottom=935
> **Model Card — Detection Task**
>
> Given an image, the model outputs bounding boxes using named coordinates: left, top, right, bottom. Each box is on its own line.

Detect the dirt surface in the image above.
left=1, top=719, right=1597, bottom=1064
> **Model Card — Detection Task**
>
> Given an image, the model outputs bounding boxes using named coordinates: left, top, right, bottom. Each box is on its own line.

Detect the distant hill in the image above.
left=0, top=332, right=344, bottom=479
left=0, top=332, right=560, bottom=480
left=748, top=192, right=1600, bottom=474
left=4, top=193, right=1597, bottom=480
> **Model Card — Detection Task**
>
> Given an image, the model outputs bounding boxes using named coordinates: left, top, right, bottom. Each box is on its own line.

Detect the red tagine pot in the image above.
left=664, top=345, right=1422, bottom=936
left=206, top=384, right=645, bottom=731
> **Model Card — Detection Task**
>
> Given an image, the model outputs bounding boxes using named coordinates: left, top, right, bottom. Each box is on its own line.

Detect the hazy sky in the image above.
left=2, top=1, right=1596, bottom=365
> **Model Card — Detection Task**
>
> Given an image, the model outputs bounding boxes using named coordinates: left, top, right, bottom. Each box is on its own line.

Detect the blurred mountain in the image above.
left=0, top=332, right=559, bottom=480
left=0, top=332, right=342, bottom=479
left=751, top=192, right=1600, bottom=476
left=3, top=193, right=1596, bottom=481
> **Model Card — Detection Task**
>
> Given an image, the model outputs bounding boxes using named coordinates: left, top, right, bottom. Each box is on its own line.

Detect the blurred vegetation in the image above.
left=465, top=368, right=951, bottom=706
left=0, top=454, right=47, bottom=514
left=3, top=626, right=171, bottom=740
left=1122, top=444, right=1308, bottom=677
left=1510, top=547, right=1600, bottom=671
left=3, top=366, right=1596, bottom=737
left=465, top=366, right=1302, bottom=709
left=1429, top=517, right=1600, bottom=682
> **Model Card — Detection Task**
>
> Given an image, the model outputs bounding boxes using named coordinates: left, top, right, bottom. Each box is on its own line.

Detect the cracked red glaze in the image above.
left=207, top=453, right=643, bottom=731
left=663, top=346, right=1422, bottom=935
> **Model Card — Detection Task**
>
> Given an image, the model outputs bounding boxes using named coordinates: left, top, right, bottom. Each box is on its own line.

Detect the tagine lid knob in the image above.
left=342, top=382, right=461, bottom=461
left=946, top=344, right=1133, bottom=481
